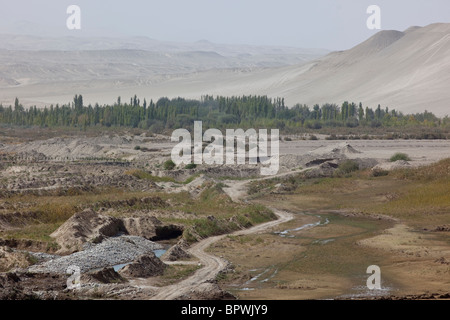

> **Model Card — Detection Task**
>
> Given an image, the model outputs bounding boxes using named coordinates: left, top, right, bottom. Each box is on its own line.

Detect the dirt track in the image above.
left=150, top=208, right=293, bottom=300
left=150, top=167, right=310, bottom=299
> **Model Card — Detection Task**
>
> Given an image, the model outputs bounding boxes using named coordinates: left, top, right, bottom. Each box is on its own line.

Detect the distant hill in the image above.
left=156, top=23, right=450, bottom=116
left=0, top=34, right=327, bottom=108
left=1, top=24, right=449, bottom=117
left=267, top=23, right=450, bottom=116
left=0, top=33, right=328, bottom=56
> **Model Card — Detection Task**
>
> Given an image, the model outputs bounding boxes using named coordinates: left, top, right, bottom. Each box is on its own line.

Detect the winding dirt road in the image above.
left=149, top=169, right=314, bottom=299
left=151, top=208, right=293, bottom=300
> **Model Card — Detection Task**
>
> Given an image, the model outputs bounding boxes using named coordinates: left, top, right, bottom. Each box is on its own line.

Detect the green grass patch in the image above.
left=163, top=160, right=176, bottom=170
left=158, top=264, right=202, bottom=286
left=390, top=152, right=411, bottom=162
left=3, top=223, right=61, bottom=248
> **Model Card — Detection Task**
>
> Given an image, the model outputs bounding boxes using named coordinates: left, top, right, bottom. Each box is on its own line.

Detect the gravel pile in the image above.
left=25, top=251, right=59, bottom=262
left=28, top=236, right=163, bottom=274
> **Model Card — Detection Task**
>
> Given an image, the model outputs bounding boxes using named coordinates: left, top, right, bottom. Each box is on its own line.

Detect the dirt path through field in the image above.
left=150, top=168, right=312, bottom=299
left=150, top=208, right=293, bottom=300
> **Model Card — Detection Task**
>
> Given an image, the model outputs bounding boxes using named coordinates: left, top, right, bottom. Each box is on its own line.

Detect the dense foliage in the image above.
left=0, top=95, right=448, bottom=132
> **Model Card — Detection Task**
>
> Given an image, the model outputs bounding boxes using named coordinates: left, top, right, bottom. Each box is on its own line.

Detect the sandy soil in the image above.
left=1, top=24, right=450, bottom=116
left=280, top=140, right=450, bottom=164
left=357, top=224, right=450, bottom=296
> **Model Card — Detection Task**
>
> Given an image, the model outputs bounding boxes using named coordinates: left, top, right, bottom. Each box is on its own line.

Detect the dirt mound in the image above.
left=0, top=272, right=72, bottom=300
left=122, top=216, right=184, bottom=241
left=119, top=252, right=166, bottom=278
left=4, top=137, right=106, bottom=160
left=303, top=162, right=338, bottom=178
left=81, top=267, right=127, bottom=284
left=177, top=282, right=236, bottom=300
left=122, top=216, right=162, bottom=239
left=0, top=246, right=31, bottom=272
left=161, top=244, right=192, bottom=262
left=279, top=154, right=305, bottom=170
left=50, top=209, right=126, bottom=254
left=372, top=160, right=411, bottom=171
left=308, top=142, right=361, bottom=157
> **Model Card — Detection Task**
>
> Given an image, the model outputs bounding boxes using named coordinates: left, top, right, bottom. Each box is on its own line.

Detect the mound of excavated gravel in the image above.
left=81, top=267, right=127, bottom=284
left=280, top=142, right=364, bottom=170
left=308, top=142, right=362, bottom=156
left=28, top=235, right=163, bottom=274
left=51, top=209, right=127, bottom=254
left=119, top=252, right=166, bottom=278
left=161, top=244, right=192, bottom=262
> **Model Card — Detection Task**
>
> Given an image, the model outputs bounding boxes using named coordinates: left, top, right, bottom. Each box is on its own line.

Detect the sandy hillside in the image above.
left=0, top=34, right=326, bottom=108
left=125, top=23, right=449, bottom=116
left=0, top=24, right=449, bottom=116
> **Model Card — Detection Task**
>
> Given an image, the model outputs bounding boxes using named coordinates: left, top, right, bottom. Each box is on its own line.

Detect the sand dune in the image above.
left=144, top=23, right=450, bottom=116
left=0, top=23, right=449, bottom=116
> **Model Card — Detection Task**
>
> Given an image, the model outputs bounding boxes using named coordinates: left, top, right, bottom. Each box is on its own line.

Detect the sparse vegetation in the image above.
left=184, top=163, right=197, bottom=170
left=390, top=152, right=411, bottom=162
left=163, top=160, right=176, bottom=171
left=269, top=158, right=450, bottom=227
left=154, top=184, right=276, bottom=244
left=334, top=160, right=360, bottom=177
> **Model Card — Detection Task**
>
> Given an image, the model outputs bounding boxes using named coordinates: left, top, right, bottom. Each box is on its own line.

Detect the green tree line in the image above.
left=0, top=95, right=448, bottom=132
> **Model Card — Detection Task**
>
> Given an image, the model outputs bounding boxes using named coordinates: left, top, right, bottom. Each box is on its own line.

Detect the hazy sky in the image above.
left=1, top=0, right=449, bottom=50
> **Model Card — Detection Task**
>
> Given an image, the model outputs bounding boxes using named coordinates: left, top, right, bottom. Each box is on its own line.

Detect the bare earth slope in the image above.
left=138, top=23, right=450, bottom=116
left=2, top=23, right=449, bottom=116
left=284, top=23, right=450, bottom=115
left=0, top=35, right=326, bottom=108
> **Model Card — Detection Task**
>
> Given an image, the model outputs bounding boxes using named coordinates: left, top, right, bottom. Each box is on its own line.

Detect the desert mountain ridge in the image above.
left=0, top=23, right=449, bottom=116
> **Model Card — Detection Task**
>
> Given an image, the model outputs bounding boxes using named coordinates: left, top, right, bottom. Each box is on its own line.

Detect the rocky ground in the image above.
left=28, top=235, right=163, bottom=274
left=1, top=132, right=449, bottom=300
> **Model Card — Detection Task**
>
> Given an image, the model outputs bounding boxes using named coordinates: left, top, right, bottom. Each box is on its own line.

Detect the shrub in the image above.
left=335, top=160, right=360, bottom=177
left=390, top=153, right=411, bottom=162
left=163, top=160, right=176, bottom=170
left=184, top=163, right=197, bottom=170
